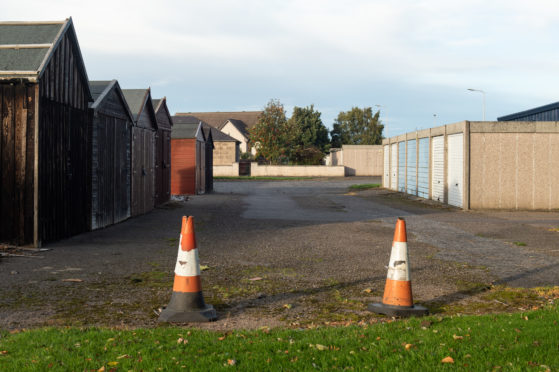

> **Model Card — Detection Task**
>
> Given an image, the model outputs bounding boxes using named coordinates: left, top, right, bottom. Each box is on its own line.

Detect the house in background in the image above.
left=122, top=88, right=157, bottom=217
left=173, top=111, right=261, bottom=154
left=172, top=115, right=240, bottom=165
left=498, top=101, right=559, bottom=121
left=89, top=80, right=133, bottom=230
left=152, top=97, right=173, bottom=206
left=171, top=122, right=214, bottom=195
left=0, top=18, right=92, bottom=247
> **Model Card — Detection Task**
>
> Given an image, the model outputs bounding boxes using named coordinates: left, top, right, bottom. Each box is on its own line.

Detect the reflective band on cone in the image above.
left=368, top=217, right=428, bottom=317
left=159, top=216, right=217, bottom=323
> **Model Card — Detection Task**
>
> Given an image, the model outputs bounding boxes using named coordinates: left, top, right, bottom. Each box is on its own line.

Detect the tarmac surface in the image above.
left=1, top=177, right=558, bottom=329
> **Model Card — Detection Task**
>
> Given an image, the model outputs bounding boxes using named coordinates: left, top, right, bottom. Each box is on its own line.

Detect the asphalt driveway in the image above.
left=1, top=177, right=558, bottom=330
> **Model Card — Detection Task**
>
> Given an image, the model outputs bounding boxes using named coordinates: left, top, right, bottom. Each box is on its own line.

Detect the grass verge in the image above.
left=348, top=183, right=381, bottom=190
left=1, top=306, right=557, bottom=371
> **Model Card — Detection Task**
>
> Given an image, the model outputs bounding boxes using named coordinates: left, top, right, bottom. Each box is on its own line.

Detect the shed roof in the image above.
left=89, top=80, right=134, bottom=122
left=152, top=97, right=173, bottom=129
left=0, top=18, right=90, bottom=91
left=122, top=88, right=157, bottom=129
left=172, top=122, right=204, bottom=140
left=498, top=101, right=559, bottom=121
left=172, top=115, right=238, bottom=142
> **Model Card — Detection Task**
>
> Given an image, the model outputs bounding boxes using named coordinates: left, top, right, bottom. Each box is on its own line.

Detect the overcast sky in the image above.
left=5, top=0, right=559, bottom=136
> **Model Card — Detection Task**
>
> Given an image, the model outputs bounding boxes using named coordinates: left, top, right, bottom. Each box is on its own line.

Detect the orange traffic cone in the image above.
left=368, top=217, right=428, bottom=317
left=159, top=216, right=217, bottom=322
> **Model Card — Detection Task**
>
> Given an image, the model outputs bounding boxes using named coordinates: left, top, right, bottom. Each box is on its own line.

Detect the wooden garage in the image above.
left=171, top=122, right=213, bottom=195
left=88, top=80, right=133, bottom=230
left=0, top=18, right=92, bottom=247
left=122, top=88, right=157, bottom=216
left=152, top=97, right=172, bottom=206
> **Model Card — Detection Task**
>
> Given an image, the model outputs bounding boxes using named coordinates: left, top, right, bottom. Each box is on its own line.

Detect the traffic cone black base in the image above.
left=159, top=292, right=217, bottom=323
left=367, top=302, right=428, bottom=317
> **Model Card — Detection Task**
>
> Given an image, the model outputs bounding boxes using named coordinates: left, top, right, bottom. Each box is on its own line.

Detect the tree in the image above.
left=249, top=99, right=295, bottom=164
left=288, top=105, right=330, bottom=153
left=330, top=107, right=384, bottom=146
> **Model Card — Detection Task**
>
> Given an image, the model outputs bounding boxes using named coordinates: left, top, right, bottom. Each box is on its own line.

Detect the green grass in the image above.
left=348, top=183, right=381, bottom=190
left=1, top=306, right=558, bottom=371
left=513, top=241, right=527, bottom=247
left=214, top=176, right=315, bottom=181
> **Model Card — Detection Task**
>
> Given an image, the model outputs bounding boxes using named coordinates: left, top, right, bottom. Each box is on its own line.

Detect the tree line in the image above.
left=249, top=99, right=384, bottom=165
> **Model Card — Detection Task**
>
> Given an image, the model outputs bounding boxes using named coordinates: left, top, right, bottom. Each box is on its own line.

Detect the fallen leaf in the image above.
left=453, top=335, right=464, bottom=340
left=0, top=351, right=7, bottom=355
left=363, top=288, right=373, bottom=293
left=218, top=336, right=226, bottom=341
left=420, top=320, right=432, bottom=329
left=249, top=277, right=262, bottom=281
left=97, top=367, right=105, bottom=372
left=116, top=354, right=129, bottom=359
left=107, top=362, right=118, bottom=366
left=227, top=359, right=236, bottom=366
left=405, top=344, right=413, bottom=350
left=62, top=278, right=83, bottom=282
left=283, top=304, right=292, bottom=309
left=177, top=338, right=184, bottom=344
left=200, top=265, right=210, bottom=271
left=442, top=356, right=454, bottom=364
left=316, top=344, right=328, bottom=351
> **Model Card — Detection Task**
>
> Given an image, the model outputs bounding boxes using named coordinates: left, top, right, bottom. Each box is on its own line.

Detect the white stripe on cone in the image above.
left=386, top=241, right=410, bottom=281
left=174, top=235, right=201, bottom=277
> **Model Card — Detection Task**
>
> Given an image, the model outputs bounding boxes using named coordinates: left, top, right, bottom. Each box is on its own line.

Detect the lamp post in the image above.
left=467, top=88, right=486, bottom=121
left=375, top=104, right=387, bottom=138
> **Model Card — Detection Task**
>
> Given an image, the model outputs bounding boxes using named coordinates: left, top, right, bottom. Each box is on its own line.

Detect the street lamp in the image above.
left=375, top=104, right=387, bottom=138
left=467, top=88, right=486, bottom=121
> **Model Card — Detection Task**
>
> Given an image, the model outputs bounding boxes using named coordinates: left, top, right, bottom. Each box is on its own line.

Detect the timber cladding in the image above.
left=0, top=19, right=92, bottom=246
left=171, top=139, right=196, bottom=195
left=0, top=84, right=37, bottom=246
left=131, top=127, right=155, bottom=216
left=89, top=80, right=133, bottom=230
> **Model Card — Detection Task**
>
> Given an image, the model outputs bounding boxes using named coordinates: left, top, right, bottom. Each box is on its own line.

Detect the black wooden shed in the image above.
left=152, top=97, right=172, bottom=206
left=0, top=18, right=92, bottom=247
left=89, top=80, right=133, bottom=230
left=122, top=88, right=157, bottom=217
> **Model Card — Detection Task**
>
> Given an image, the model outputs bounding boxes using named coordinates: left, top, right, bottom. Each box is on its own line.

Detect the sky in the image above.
left=5, top=0, right=559, bottom=136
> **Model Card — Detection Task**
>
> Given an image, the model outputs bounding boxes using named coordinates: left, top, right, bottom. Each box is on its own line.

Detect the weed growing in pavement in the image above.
left=513, top=241, right=527, bottom=246
left=348, top=183, right=381, bottom=190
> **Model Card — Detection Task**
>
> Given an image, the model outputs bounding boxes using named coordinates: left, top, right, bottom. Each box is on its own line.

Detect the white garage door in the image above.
left=390, top=143, right=398, bottom=190
left=431, top=136, right=444, bottom=202
left=447, top=133, right=464, bottom=208
left=383, top=145, right=390, bottom=188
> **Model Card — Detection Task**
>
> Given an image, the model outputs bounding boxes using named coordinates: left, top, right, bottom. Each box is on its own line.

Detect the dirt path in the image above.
left=1, top=178, right=558, bottom=330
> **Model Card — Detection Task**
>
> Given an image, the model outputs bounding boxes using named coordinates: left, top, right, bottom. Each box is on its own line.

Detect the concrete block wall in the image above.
left=383, top=121, right=559, bottom=210
left=341, top=145, right=383, bottom=176
left=213, top=142, right=238, bottom=166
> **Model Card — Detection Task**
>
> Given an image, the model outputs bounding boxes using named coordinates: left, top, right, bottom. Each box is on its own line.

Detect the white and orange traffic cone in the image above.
left=159, top=216, right=217, bottom=322
left=368, top=217, right=428, bottom=317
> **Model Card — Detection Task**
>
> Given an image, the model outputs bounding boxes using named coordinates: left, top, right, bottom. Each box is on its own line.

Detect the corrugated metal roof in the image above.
left=172, top=123, right=200, bottom=139
left=0, top=21, right=65, bottom=74
left=498, top=101, right=559, bottom=121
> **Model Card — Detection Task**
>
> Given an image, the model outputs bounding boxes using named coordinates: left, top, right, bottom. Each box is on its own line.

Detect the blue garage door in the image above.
left=417, top=137, right=429, bottom=198
left=406, top=139, right=417, bottom=195
left=398, top=142, right=406, bottom=192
